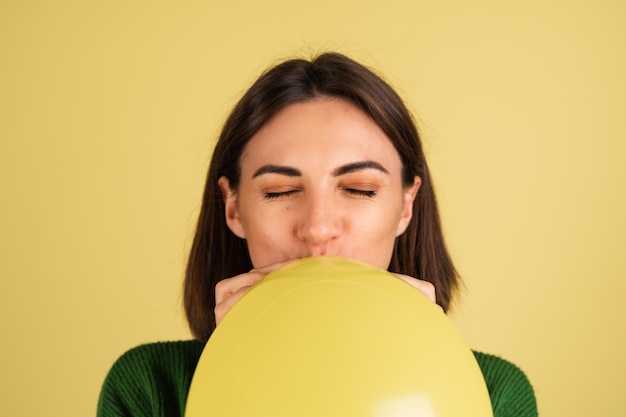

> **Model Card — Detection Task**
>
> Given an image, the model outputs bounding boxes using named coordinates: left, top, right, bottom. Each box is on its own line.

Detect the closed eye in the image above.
left=345, top=188, right=377, bottom=198
left=264, top=190, right=300, bottom=199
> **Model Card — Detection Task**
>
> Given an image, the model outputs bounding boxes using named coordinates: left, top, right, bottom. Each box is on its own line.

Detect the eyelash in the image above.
left=345, top=188, right=377, bottom=198
left=264, top=188, right=377, bottom=199
left=264, top=190, right=299, bottom=199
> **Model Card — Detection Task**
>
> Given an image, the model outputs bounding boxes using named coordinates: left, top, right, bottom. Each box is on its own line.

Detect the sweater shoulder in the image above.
left=111, top=340, right=204, bottom=372
left=473, top=351, right=538, bottom=417
left=97, top=340, right=204, bottom=417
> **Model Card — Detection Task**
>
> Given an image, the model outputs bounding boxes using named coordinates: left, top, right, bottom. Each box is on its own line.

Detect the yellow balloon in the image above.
left=186, top=257, right=493, bottom=417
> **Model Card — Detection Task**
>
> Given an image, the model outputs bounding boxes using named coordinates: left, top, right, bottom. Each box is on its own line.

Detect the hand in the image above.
left=214, top=261, right=291, bottom=326
left=393, top=273, right=442, bottom=311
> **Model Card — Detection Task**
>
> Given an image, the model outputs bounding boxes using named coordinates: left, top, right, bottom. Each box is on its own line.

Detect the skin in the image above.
left=216, top=97, right=437, bottom=325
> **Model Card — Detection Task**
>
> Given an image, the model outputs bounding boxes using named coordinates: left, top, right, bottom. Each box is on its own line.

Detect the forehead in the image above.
left=240, top=98, right=403, bottom=174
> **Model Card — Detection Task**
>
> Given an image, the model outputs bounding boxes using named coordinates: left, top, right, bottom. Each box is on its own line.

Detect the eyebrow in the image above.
left=252, top=160, right=389, bottom=179
left=332, top=161, right=389, bottom=176
left=252, top=165, right=302, bottom=178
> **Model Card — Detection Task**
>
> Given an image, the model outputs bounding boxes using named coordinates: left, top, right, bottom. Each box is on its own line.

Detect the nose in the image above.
left=296, top=194, right=342, bottom=254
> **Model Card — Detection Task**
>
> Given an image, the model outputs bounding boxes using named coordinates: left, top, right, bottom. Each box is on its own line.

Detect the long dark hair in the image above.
left=185, top=52, right=459, bottom=342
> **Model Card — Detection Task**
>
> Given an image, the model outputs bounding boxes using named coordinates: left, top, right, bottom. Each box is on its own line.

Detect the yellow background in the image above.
left=1, top=1, right=624, bottom=416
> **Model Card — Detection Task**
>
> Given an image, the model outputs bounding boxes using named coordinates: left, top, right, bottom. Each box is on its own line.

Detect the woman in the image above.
left=98, top=52, right=537, bottom=417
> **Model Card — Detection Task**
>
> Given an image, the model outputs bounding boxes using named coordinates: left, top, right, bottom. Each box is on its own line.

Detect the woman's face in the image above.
left=219, top=97, right=420, bottom=270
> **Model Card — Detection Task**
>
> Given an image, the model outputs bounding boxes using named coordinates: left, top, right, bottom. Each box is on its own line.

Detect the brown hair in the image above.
left=185, top=52, right=459, bottom=342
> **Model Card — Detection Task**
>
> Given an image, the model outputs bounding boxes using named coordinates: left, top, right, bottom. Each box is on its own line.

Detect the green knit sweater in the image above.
left=97, top=340, right=537, bottom=417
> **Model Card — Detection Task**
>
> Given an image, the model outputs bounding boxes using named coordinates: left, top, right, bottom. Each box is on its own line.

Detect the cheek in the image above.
left=363, top=200, right=404, bottom=234
left=347, top=204, right=403, bottom=265
left=240, top=206, right=296, bottom=266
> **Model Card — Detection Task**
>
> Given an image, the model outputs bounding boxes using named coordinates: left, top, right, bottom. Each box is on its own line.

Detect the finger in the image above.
left=215, top=260, right=293, bottom=305
left=215, top=285, right=252, bottom=326
left=214, top=260, right=295, bottom=324
left=394, top=273, right=439, bottom=306
left=214, top=271, right=264, bottom=305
